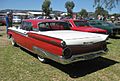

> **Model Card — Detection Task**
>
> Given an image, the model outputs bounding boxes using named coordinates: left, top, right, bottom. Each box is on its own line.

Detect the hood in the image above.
left=34, top=30, right=108, bottom=45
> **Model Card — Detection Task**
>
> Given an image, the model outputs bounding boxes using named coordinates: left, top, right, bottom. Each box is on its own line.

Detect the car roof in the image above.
left=24, top=19, right=64, bottom=22
left=63, top=19, right=87, bottom=22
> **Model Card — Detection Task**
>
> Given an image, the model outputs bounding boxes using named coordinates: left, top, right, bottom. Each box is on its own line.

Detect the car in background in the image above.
left=114, top=21, right=120, bottom=34
left=63, top=19, right=107, bottom=34
left=89, top=20, right=120, bottom=36
left=0, top=16, right=6, bottom=25
left=114, top=21, right=120, bottom=28
left=35, top=16, right=44, bottom=19
left=13, top=16, right=21, bottom=24
left=7, top=19, right=108, bottom=64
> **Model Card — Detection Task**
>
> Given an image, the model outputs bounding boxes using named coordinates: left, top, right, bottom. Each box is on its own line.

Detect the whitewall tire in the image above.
left=37, top=55, right=47, bottom=63
left=10, top=37, right=17, bottom=46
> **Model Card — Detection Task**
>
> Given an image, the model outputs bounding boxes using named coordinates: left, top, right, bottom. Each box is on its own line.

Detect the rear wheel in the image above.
left=37, top=55, right=47, bottom=63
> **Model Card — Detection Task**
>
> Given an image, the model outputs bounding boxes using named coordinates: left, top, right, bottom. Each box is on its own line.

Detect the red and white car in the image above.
left=8, top=19, right=108, bottom=64
left=63, top=19, right=107, bottom=34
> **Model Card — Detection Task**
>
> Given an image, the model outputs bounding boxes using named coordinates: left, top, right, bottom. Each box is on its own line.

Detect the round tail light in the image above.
left=62, top=47, right=72, bottom=59
left=61, top=41, right=66, bottom=48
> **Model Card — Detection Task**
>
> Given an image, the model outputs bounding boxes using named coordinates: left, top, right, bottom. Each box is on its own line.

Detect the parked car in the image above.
left=7, top=19, right=108, bottom=64
left=114, top=21, right=120, bottom=34
left=63, top=19, right=107, bottom=34
left=0, top=16, right=6, bottom=25
left=89, top=20, right=120, bottom=36
left=114, top=21, right=120, bottom=27
left=13, top=16, right=21, bottom=24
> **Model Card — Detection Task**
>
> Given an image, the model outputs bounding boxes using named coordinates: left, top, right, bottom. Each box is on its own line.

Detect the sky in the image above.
left=0, top=0, right=120, bottom=14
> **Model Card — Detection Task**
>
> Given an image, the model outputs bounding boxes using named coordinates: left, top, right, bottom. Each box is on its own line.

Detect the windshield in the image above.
left=74, top=21, right=90, bottom=27
left=90, top=20, right=115, bottom=27
left=38, top=22, right=70, bottom=31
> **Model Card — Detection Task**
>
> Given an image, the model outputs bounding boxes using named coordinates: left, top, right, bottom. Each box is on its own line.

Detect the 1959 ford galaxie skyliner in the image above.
left=7, top=19, right=108, bottom=64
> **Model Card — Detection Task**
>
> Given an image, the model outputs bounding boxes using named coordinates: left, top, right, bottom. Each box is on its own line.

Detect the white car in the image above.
left=13, top=16, right=21, bottom=23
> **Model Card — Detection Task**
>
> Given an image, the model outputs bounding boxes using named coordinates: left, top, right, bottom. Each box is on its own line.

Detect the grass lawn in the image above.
left=0, top=26, right=120, bottom=81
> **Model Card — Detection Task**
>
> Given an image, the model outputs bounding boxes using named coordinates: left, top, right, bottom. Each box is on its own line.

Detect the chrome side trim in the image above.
left=32, top=46, right=62, bottom=62
left=33, top=46, right=47, bottom=58
left=32, top=46, right=108, bottom=64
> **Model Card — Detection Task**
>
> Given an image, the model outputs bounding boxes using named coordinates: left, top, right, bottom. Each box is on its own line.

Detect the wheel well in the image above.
left=7, top=34, right=12, bottom=39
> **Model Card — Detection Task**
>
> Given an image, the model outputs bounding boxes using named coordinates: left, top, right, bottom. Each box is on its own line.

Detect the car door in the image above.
left=14, top=21, right=32, bottom=49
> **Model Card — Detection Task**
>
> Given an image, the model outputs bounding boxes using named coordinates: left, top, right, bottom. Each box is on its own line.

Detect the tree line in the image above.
left=42, top=0, right=119, bottom=18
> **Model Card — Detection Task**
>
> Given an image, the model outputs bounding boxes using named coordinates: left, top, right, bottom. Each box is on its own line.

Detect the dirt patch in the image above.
left=0, top=26, right=10, bottom=47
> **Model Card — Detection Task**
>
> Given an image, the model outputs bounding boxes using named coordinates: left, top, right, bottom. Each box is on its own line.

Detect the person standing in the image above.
left=5, top=12, right=10, bottom=33
left=9, top=11, right=13, bottom=27
left=5, top=11, right=13, bottom=33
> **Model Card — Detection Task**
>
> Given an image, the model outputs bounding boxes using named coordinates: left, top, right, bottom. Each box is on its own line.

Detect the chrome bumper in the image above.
left=58, top=50, right=108, bottom=64
left=33, top=46, right=108, bottom=64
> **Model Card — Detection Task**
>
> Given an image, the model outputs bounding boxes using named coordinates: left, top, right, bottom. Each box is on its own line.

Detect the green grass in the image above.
left=0, top=26, right=120, bottom=81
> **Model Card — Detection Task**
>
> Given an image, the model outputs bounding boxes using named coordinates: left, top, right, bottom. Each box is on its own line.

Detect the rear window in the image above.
left=38, top=22, right=70, bottom=31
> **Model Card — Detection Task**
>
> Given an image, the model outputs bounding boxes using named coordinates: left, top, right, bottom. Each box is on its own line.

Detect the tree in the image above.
left=42, top=0, right=52, bottom=17
left=65, top=1, right=75, bottom=17
left=94, top=0, right=120, bottom=10
left=78, top=9, right=88, bottom=18
left=95, top=6, right=108, bottom=17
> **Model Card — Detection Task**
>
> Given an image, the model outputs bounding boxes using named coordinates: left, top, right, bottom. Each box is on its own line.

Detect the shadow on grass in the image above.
left=110, top=35, right=120, bottom=39
left=20, top=47, right=119, bottom=78
left=20, top=47, right=38, bottom=58
left=107, top=42, right=112, bottom=44
left=47, top=57, right=119, bottom=78
left=0, top=35, right=2, bottom=37
left=0, top=29, right=5, bottom=31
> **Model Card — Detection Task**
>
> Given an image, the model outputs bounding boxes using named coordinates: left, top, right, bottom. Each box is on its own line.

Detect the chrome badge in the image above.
left=83, top=42, right=94, bottom=45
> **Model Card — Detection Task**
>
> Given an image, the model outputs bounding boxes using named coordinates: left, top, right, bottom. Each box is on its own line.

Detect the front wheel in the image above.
left=10, top=37, right=17, bottom=46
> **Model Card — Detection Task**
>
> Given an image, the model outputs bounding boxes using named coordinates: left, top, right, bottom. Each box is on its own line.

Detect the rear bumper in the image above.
left=33, top=46, right=108, bottom=64
left=58, top=50, right=108, bottom=64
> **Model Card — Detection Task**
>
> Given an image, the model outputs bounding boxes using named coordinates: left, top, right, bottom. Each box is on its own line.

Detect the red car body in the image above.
left=7, top=19, right=108, bottom=64
left=63, top=19, right=107, bottom=34
left=0, top=16, right=6, bottom=25
left=8, top=19, right=64, bottom=56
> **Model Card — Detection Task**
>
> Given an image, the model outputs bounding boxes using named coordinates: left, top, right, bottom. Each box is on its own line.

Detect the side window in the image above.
left=65, top=21, right=72, bottom=27
left=38, top=22, right=50, bottom=31
left=89, top=22, right=96, bottom=25
left=102, top=22, right=109, bottom=26
left=26, top=22, right=32, bottom=31
left=50, top=22, right=70, bottom=30
left=68, top=22, right=72, bottom=27
left=39, top=23, right=46, bottom=28
left=20, top=21, right=32, bottom=31
left=97, top=22, right=102, bottom=25
left=20, top=21, right=25, bottom=30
